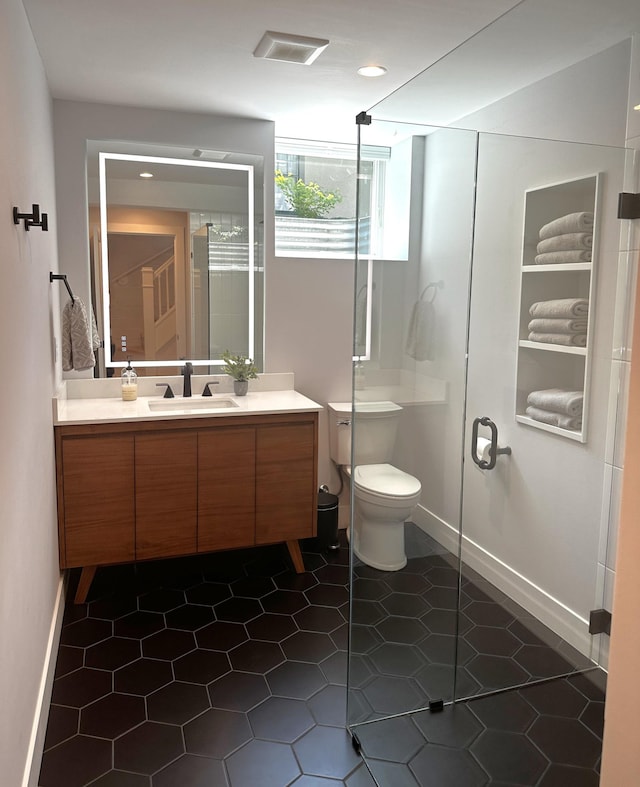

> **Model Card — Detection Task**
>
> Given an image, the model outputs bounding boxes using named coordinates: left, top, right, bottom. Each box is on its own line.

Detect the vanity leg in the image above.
left=74, top=565, right=97, bottom=604
left=286, top=540, right=305, bottom=573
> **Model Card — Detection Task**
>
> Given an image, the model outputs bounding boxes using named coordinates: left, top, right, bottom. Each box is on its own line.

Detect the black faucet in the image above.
left=181, top=362, right=193, bottom=397
left=156, top=383, right=174, bottom=399
left=202, top=381, right=219, bottom=397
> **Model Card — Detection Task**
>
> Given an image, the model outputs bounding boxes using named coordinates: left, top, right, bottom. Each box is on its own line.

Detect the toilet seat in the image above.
left=352, top=463, right=421, bottom=501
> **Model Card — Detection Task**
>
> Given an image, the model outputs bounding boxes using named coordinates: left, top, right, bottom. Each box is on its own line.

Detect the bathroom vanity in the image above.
left=53, top=384, right=321, bottom=602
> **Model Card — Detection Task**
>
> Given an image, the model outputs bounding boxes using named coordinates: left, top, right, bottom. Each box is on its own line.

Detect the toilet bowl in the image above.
left=346, top=463, right=421, bottom=571
left=328, top=402, right=422, bottom=572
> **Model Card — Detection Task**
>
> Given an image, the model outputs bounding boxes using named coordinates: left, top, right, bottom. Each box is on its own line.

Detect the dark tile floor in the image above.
left=39, top=525, right=606, bottom=787
left=350, top=524, right=606, bottom=785
left=39, top=537, right=374, bottom=787
left=354, top=671, right=605, bottom=786
left=349, top=524, right=594, bottom=724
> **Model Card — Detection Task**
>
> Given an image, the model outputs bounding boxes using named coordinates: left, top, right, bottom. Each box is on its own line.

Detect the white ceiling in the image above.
left=21, top=0, right=640, bottom=143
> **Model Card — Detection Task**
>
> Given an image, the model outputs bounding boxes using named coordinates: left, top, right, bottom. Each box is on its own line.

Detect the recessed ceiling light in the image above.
left=253, top=30, right=329, bottom=65
left=139, top=172, right=153, bottom=178
left=634, top=103, right=640, bottom=111
left=357, top=65, right=387, bottom=78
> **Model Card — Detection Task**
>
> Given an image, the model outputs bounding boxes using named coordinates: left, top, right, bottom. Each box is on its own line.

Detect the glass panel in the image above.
left=347, top=119, right=479, bottom=727
left=458, top=131, right=629, bottom=699
left=347, top=118, right=631, bottom=785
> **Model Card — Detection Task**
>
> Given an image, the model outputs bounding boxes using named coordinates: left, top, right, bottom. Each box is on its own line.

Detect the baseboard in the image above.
left=22, top=574, right=65, bottom=787
left=412, top=503, right=594, bottom=659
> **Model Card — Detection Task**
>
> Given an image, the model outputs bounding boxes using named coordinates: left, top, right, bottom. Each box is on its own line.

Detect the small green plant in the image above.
left=221, top=350, right=258, bottom=381
left=275, top=170, right=342, bottom=218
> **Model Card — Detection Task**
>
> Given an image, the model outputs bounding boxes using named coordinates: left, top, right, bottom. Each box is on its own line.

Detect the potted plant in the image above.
left=222, top=350, right=258, bottom=396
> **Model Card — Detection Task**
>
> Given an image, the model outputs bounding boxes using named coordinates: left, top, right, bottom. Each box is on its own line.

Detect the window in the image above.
left=274, top=138, right=390, bottom=258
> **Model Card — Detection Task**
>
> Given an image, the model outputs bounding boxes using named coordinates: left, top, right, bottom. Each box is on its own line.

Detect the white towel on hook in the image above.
left=406, top=285, right=437, bottom=362
left=61, top=298, right=100, bottom=371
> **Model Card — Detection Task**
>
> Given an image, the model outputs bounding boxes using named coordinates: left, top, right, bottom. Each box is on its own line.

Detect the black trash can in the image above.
left=317, top=488, right=340, bottom=552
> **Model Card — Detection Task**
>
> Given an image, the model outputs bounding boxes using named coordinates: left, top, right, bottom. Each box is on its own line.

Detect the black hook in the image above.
left=14, top=203, right=49, bottom=231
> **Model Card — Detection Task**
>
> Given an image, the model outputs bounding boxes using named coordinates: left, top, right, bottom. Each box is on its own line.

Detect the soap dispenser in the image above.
left=121, top=359, right=138, bottom=401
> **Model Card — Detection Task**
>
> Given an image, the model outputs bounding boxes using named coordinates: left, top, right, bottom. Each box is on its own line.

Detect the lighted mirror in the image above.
left=87, top=146, right=264, bottom=376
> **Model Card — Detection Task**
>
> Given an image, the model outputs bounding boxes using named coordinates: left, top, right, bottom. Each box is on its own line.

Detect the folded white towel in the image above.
left=539, top=212, right=594, bottom=240
left=406, top=300, right=434, bottom=361
left=526, top=406, right=582, bottom=431
left=535, top=250, right=591, bottom=265
left=528, top=318, right=587, bottom=334
left=527, top=389, right=583, bottom=416
left=529, top=298, right=589, bottom=319
left=528, top=332, right=587, bottom=347
left=536, top=233, right=592, bottom=254
left=62, top=298, right=100, bottom=372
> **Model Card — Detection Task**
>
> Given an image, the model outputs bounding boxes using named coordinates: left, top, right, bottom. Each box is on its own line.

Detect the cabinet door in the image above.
left=61, top=435, right=135, bottom=568
left=198, top=427, right=256, bottom=552
left=135, top=432, right=197, bottom=559
left=255, top=421, right=316, bottom=544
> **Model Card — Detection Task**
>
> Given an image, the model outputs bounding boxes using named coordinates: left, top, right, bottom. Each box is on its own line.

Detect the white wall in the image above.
left=266, top=256, right=353, bottom=488
left=376, top=40, right=632, bottom=655
left=459, top=40, right=631, bottom=146
left=456, top=41, right=634, bottom=657
left=398, top=127, right=478, bottom=528
left=460, top=134, right=625, bottom=648
left=0, top=0, right=62, bottom=783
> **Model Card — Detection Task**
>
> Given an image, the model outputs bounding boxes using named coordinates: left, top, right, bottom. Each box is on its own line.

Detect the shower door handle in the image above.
left=471, top=416, right=511, bottom=470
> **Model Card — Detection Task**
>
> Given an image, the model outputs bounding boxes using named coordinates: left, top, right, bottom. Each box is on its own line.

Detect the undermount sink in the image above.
left=148, top=397, right=239, bottom=412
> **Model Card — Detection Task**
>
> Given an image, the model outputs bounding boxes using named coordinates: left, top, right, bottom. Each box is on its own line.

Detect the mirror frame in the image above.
left=98, top=151, right=256, bottom=369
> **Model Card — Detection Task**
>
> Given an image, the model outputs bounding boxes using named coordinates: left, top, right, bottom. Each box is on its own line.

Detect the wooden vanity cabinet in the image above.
left=256, top=422, right=316, bottom=544
left=57, top=433, right=135, bottom=568
left=54, top=412, right=318, bottom=602
left=198, top=426, right=256, bottom=552
left=135, top=431, right=198, bottom=560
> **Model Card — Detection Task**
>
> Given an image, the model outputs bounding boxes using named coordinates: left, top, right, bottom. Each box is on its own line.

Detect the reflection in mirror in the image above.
left=87, top=147, right=264, bottom=376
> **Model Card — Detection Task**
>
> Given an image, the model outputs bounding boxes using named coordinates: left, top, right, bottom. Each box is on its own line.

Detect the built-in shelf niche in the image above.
left=515, top=174, right=600, bottom=443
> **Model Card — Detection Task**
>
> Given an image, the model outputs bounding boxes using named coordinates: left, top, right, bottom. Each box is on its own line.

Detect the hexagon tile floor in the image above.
left=38, top=526, right=606, bottom=786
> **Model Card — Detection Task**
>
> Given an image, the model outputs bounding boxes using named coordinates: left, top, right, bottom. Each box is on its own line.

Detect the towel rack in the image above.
left=50, top=272, right=75, bottom=304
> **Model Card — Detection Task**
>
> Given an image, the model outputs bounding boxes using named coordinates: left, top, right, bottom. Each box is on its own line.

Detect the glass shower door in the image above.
left=456, top=131, right=628, bottom=697
left=347, top=117, right=631, bottom=782
left=347, top=120, right=479, bottom=728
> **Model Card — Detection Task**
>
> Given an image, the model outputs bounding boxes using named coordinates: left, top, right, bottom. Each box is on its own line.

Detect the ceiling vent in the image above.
left=253, top=31, right=329, bottom=65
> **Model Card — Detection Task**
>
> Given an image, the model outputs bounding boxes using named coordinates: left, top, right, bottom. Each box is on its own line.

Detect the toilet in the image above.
left=328, top=401, right=421, bottom=571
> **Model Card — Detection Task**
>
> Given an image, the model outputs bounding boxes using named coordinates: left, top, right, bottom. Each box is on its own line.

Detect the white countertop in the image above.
left=54, top=389, right=323, bottom=426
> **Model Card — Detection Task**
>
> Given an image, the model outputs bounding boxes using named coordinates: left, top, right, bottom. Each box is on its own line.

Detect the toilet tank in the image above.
left=328, top=401, right=403, bottom=466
